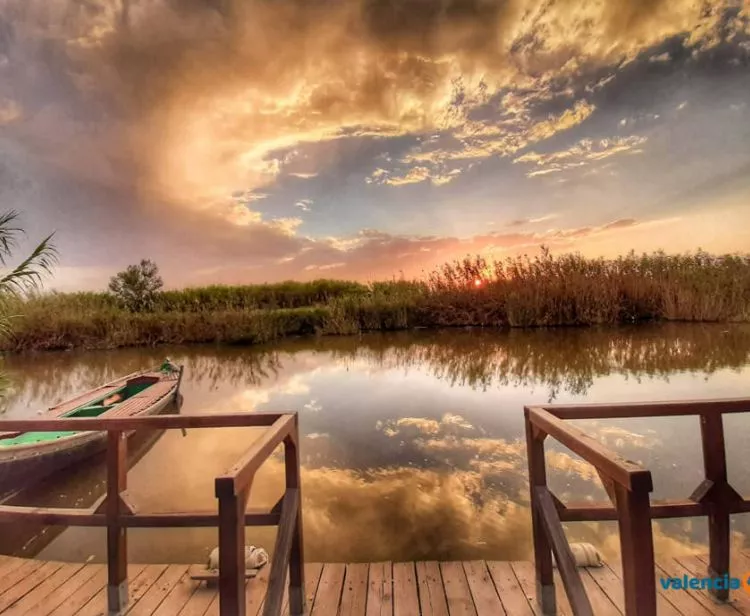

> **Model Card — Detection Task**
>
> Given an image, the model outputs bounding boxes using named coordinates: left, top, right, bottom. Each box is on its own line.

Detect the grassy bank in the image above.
left=5, top=250, right=750, bottom=352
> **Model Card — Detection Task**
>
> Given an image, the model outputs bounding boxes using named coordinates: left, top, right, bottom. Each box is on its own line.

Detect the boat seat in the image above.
left=103, top=396, right=155, bottom=418
left=131, top=381, right=175, bottom=400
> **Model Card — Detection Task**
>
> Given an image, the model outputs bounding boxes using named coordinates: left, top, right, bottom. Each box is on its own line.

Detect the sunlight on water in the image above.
left=1, top=323, right=749, bottom=565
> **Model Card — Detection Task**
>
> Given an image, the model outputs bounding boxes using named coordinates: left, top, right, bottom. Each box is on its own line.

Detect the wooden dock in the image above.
left=2, top=552, right=750, bottom=616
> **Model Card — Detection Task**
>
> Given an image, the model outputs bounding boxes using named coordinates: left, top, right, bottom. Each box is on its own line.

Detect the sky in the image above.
left=0, top=0, right=749, bottom=291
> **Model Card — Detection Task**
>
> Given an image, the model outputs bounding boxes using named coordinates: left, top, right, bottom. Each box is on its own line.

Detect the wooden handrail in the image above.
left=526, top=407, right=652, bottom=492
left=525, top=398, right=750, bottom=616
left=215, top=414, right=297, bottom=498
left=542, top=397, right=750, bottom=419
left=0, top=412, right=305, bottom=616
left=535, top=487, right=593, bottom=616
left=0, top=411, right=287, bottom=432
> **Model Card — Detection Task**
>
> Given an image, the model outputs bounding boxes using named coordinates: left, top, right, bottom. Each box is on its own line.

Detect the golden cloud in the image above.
left=2, top=0, right=744, bottom=228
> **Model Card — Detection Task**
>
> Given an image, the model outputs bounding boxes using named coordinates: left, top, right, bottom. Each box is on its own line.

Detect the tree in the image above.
left=108, top=259, right=163, bottom=312
left=0, top=210, right=58, bottom=341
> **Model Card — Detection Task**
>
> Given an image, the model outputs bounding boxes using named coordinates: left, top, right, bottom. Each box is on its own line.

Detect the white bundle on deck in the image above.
left=207, top=545, right=269, bottom=571
left=553, top=543, right=603, bottom=568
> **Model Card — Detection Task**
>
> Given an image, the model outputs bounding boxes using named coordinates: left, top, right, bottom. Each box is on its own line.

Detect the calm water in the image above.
left=1, top=324, right=750, bottom=566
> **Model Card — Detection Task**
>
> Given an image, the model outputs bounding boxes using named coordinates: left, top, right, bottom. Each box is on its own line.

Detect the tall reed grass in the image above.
left=5, top=250, right=749, bottom=352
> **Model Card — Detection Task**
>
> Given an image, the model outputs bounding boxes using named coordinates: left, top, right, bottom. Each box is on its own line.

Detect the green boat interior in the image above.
left=0, top=375, right=162, bottom=448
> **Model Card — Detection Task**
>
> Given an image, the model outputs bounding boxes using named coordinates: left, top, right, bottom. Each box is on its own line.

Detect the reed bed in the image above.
left=4, top=250, right=749, bottom=352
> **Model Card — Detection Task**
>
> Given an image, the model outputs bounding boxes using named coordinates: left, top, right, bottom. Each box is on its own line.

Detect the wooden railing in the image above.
left=0, top=412, right=305, bottom=616
left=525, top=397, right=750, bottom=616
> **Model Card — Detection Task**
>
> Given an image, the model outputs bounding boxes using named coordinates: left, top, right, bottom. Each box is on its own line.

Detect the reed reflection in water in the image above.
left=1, top=323, right=749, bottom=565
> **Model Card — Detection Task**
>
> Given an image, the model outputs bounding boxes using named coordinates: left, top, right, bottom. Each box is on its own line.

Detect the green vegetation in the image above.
left=108, top=259, right=163, bottom=312
left=5, top=248, right=750, bottom=352
left=0, top=210, right=58, bottom=381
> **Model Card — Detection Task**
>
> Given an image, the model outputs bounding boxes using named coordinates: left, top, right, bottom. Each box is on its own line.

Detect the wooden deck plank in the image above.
left=175, top=585, right=215, bottom=616
left=462, top=561, right=505, bottom=616
left=2, top=561, right=86, bottom=616
left=310, top=564, right=345, bottom=616
left=0, top=559, right=47, bottom=598
left=486, top=562, right=534, bottom=616
left=578, top=569, right=621, bottom=616
left=282, top=562, right=323, bottom=616
left=552, top=570, right=573, bottom=616
left=76, top=564, right=163, bottom=616
left=127, top=565, right=190, bottom=616
left=13, top=556, right=750, bottom=616
left=13, top=561, right=102, bottom=616
left=0, top=561, right=65, bottom=613
left=609, top=559, right=708, bottom=616
left=0, top=558, right=27, bottom=583
left=244, top=565, right=271, bottom=616
left=365, top=562, right=393, bottom=616
left=415, top=562, right=449, bottom=616
left=151, top=570, right=199, bottom=616
left=46, top=567, right=110, bottom=616
left=339, top=564, right=368, bottom=616
left=683, top=554, right=750, bottom=614
left=439, top=562, right=476, bottom=616
left=508, top=562, right=545, bottom=616
left=658, top=557, right=741, bottom=615
left=392, top=563, right=419, bottom=616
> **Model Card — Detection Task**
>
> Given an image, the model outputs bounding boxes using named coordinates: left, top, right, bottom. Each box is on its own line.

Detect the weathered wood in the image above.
left=0, top=411, right=291, bottom=433
left=545, top=398, right=750, bottom=419
left=78, top=564, right=155, bottom=616
left=415, top=562, right=449, bottom=616
left=655, top=559, right=737, bottom=615
left=534, top=488, right=593, bottom=616
left=339, top=564, right=369, bottom=616
left=128, top=565, right=189, bottom=615
left=262, top=489, right=300, bottom=616
left=486, top=562, right=534, bottom=616
left=392, top=563, right=419, bottom=616
left=215, top=415, right=296, bottom=498
left=3, top=557, right=744, bottom=616
left=152, top=569, right=202, bottom=616
left=462, top=561, right=506, bottom=615
left=1, top=561, right=84, bottom=616
left=0, top=506, right=282, bottom=527
left=525, top=409, right=555, bottom=615
left=217, top=489, right=247, bottom=616
left=5, top=562, right=98, bottom=616
left=698, top=413, right=730, bottom=601
left=284, top=431, right=305, bottom=616
left=439, top=562, right=476, bottom=616
left=526, top=407, right=653, bottom=492
left=365, top=562, right=393, bottom=616
left=106, top=431, right=128, bottom=615
left=557, top=498, right=709, bottom=521
left=614, top=482, right=656, bottom=616
left=311, top=564, right=345, bottom=616
left=0, top=561, right=65, bottom=612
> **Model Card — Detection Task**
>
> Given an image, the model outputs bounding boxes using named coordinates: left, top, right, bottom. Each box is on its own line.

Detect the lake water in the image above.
left=1, top=323, right=749, bottom=566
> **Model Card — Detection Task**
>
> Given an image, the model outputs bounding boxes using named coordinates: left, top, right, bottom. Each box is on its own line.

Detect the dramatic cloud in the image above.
left=1, top=0, right=749, bottom=289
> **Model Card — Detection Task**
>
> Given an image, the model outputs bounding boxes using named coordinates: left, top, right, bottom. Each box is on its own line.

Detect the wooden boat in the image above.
left=0, top=360, right=184, bottom=501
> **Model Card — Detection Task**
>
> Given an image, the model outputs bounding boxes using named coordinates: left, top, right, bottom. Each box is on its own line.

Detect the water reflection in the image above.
left=0, top=323, right=749, bottom=565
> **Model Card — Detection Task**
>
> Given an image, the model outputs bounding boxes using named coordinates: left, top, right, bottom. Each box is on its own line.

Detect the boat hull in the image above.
left=0, top=389, right=177, bottom=502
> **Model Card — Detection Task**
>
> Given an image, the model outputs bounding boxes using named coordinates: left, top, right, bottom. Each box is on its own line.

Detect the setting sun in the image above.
left=474, top=279, right=482, bottom=287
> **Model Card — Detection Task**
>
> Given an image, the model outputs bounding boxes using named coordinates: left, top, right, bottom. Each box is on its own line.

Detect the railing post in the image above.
left=615, top=483, right=656, bottom=616
left=217, top=480, right=247, bottom=616
left=525, top=408, right=555, bottom=615
left=285, top=417, right=306, bottom=616
left=106, top=430, right=128, bottom=615
left=699, top=413, right=730, bottom=601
